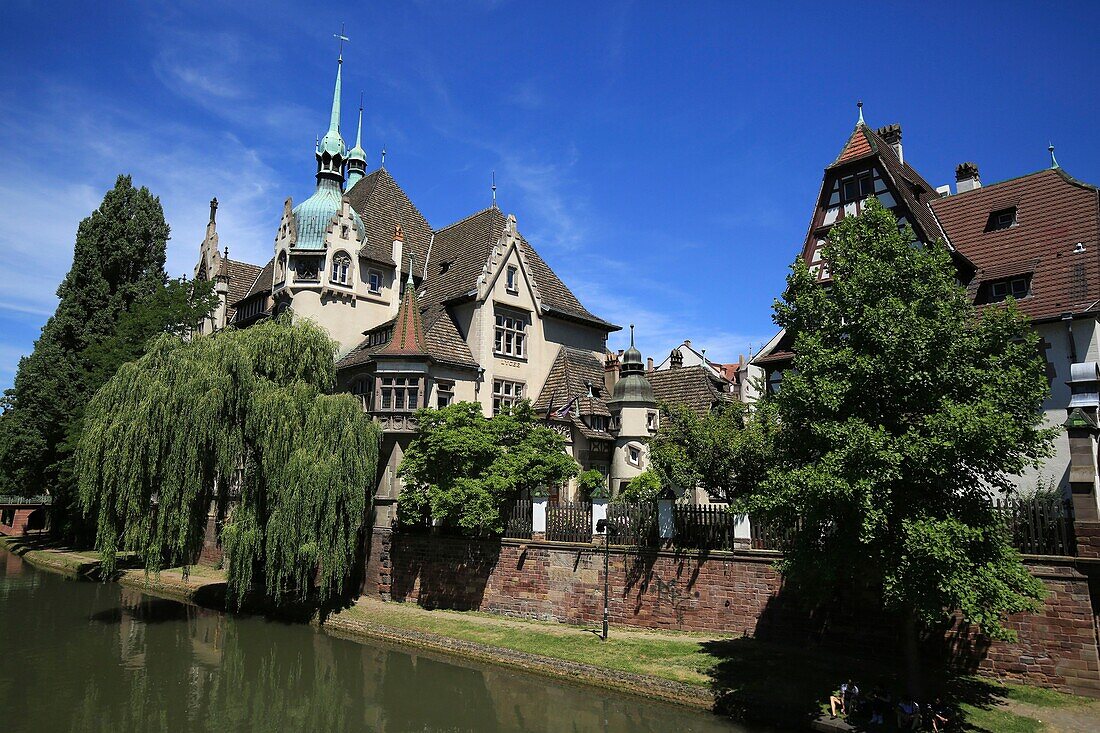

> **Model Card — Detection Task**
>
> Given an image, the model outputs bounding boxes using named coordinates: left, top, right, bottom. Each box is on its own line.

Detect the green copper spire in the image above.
left=347, top=93, right=368, bottom=189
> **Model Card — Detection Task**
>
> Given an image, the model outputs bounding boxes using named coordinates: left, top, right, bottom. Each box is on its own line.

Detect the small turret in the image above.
left=347, top=95, right=367, bottom=189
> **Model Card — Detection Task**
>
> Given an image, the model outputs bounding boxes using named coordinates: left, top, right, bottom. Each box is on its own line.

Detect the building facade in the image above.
left=751, top=112, right=1100, bottom=522
left=193, top=52, right=687, bottom=523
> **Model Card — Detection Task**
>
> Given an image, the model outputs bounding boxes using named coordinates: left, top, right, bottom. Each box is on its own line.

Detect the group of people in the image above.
left=829, top=680, right=952, bottom=731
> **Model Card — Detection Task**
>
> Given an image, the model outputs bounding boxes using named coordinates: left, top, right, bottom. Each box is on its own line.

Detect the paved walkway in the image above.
left=1002, top=699, right=1100, bottom=733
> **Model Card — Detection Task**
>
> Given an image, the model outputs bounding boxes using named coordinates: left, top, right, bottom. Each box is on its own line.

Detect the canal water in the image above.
left=0, top=548, right=759, bottom=732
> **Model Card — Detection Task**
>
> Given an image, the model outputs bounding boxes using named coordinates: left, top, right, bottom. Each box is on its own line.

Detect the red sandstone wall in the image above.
left=0, top=508, right=41, bottom=537
left=368, top=530, right=1100, bottom=697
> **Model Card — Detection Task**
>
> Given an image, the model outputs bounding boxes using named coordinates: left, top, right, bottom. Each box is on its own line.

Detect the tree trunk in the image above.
left=901, top=607, right=925, bottom=699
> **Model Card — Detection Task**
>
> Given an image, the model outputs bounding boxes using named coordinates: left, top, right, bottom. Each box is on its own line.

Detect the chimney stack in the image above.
left=604, top=351, right=621, bottom=395
left=878, top=124, right=903, bottom=164
left=955, top=162, right=982, bottom=193
left=646, top=357, right=654, bottom=373
left=391, top=224, right=405, bottom=315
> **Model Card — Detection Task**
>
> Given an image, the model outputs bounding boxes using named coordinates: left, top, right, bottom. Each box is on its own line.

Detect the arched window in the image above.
left=331, top=251, right=351, bottom=285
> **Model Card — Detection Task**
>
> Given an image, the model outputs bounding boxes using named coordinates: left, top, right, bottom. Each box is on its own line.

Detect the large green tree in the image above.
left=0, top=175, right=171, bottom=512
left=77, top=316, right=381, bottom=607
left=738, top=199, right=1052, bottom=687
left=398, top=401, right=578, bottom=535
left=650, top=401, right=775, bottom=503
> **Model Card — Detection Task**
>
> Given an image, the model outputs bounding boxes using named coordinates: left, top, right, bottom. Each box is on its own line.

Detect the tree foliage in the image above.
left=650, top=401, right=775, bottom=502
left=576, top=469, right=606, bottom=499
left=77, top=316, right=380, bottom=607
left=0, top=176, right=174, bottom=531
left=397, top=401, right=578, bottom=535
left=619, top=470, right=662, bottom=503
left=737, top=198, right=1052, bottom=640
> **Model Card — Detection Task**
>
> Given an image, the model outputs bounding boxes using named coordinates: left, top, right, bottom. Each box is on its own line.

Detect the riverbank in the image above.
left=4, top=537, right=1096, bottom=732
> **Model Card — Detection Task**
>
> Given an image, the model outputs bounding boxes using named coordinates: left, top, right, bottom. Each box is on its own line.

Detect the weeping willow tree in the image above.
left=77, top=315, right=381, bottom=606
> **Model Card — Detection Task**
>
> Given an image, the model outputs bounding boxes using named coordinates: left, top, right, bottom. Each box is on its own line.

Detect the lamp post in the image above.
left=595, top=517, right=615, bottom=641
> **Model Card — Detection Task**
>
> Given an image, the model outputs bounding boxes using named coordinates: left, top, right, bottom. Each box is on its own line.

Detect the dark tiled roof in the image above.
left=221, top=259, right=263, bottom=318
left=420, top=206, right=616, bottom=330
left=336, top=302, right=477, bottom=371
left=827, top=124, right=948, bottom=249
left=377, top=279, right=429, bottom=357
left=232, top=257, right=275, bottom=306
left=648, top=366, right=733, bottom=415
left=534, top=346, right=611, bottom=417
left=930, top=168, right=1100, bottom=321
left=346, top=169, right=433, bottom=278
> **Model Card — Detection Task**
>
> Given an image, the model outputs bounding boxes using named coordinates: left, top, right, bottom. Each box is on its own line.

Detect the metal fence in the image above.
left=606, top=502, right=659, bottom=546
left=503, top=500, right=533, bottom=540
left=749, top=516, right=798, bottom=551
left=546, top=501, right=593, bottom=543
left=996, top=496, right=1076, bottom=557
left=0, top=495, right=53, bottom=506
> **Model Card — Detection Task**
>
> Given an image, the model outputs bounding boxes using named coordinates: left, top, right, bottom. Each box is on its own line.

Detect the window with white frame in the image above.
left=331, top=252, right=351, bottom=285
left=378, top=376, right=420, bottom=412
left=368, top=269, right=383, bottom=294
left=506, top=265, right=519, bottom=293
left=646, top=411, right=658, bottom=431
left=492, top=379, right=524, bottom=415
left=628, top=445, right=641, bottom=466
left=436, top=380, right=454, bottom=408
left=494, top=310, right=527, bottom=358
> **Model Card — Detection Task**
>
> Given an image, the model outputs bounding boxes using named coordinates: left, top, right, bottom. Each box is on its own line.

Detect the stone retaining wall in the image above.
left=365, top=529, right=1100, bottom=697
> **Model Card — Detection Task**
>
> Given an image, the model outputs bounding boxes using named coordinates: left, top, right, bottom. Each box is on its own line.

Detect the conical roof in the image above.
left=378, top=256, right=429, bottom=357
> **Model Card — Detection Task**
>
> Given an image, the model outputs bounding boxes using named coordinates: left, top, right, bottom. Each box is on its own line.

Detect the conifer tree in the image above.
left=0, top=176, right=170, bottom=528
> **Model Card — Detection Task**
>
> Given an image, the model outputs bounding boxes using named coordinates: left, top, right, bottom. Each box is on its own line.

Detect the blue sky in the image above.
left=1, top=1, right=1098, bottom=390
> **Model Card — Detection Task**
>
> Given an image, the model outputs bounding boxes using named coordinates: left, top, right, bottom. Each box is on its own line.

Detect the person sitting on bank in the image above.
left=896, top=697, right=921, bottom=730
left=930, top=698, right=951, bottom=732
left=866, top=684, right=888, bottom=726
left=829, top=680, right=855, bottom=718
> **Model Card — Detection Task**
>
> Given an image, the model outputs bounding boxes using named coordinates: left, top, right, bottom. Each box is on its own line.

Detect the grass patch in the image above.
left=340, top=600, right=1084, bottom=732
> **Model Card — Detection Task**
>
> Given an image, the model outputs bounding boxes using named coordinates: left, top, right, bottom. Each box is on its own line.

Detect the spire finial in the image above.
left=407, top=254, right=415, bottom=286
left=629, top=323, right=635, bottom=348
left=333, top=23, right=349, bottom=62
left=223, top=245, right=229, bottom=261
left=209, top=197, right=218, bottom=224
left=355, top=94, right=364, bottom=148
left=1049, top=142, right=1060, bottom=169
left=381, top=145, right=386, bottom=169
left=491, top=170, right=497, bottom=207
left=857, top=100, right=865, bottom=126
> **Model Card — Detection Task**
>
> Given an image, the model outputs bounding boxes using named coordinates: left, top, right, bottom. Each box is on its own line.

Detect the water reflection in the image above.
left=0, top=548, right=749, bottom=733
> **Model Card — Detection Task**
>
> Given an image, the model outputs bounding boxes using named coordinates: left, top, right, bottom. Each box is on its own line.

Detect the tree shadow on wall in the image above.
left=387, top=531, right=501, bottom=611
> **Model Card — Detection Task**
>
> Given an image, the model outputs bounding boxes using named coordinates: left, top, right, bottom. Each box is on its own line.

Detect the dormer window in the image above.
left=506, top=265, right=519, bottom=294
left=982, top=275, right=1031, bottom=303
left=588, top=415, right=607, bottom=431
left=986, top=207, right=1017, bottom=232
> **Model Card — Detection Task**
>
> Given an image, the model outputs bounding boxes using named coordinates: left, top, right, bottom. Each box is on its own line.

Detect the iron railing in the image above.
left=0, top=495, right=52, bottom=506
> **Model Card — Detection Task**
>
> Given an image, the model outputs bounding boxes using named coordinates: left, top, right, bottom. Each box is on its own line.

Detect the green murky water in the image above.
left=0, top=547, right=760, bottom=732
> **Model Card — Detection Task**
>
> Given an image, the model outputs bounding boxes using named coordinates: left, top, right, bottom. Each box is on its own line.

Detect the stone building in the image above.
left=751, top=108, right=1100, bottom=522
left=192, top=51, right=679, bottom=520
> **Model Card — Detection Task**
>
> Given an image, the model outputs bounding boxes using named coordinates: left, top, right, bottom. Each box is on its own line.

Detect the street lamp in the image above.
left=595, top=517, right=616, bottom=641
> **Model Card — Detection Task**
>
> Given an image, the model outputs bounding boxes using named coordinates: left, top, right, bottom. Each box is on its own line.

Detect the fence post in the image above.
left=657, top=488, right=676, bottom=540
left=594, top=488, right=611, bottom=534
left=532, top=492, right=548, bottom=535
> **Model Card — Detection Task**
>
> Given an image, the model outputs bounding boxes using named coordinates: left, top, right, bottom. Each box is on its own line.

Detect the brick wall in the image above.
left=367, top=529, right=1100, bottom=697
left=0, top=507, right=46, bottom=537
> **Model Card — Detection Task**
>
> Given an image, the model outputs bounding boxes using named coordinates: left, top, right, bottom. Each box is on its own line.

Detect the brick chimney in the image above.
left=956, top=162, right=982, bottom=193
left=646, top=357, right=654, bottom=373
left=604, top=351, right=621, bottom=395
left=878, top=124, right=903, bottom=164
